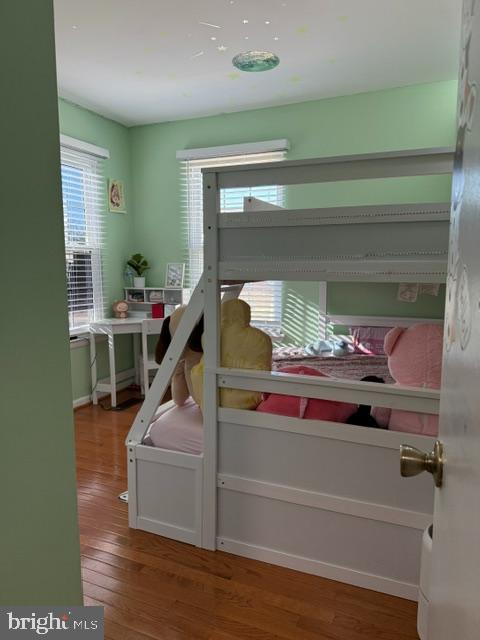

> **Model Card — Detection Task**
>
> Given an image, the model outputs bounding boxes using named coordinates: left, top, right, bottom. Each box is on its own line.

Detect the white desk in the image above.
left=89, top=318, right=143, bottom=408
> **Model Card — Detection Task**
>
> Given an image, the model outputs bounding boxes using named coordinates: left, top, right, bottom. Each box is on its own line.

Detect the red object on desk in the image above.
left=152, top=303, right=164, bottom=319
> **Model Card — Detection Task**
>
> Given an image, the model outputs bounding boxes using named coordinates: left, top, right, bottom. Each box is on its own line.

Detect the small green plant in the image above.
left=127, top=253, right=150, bottom=277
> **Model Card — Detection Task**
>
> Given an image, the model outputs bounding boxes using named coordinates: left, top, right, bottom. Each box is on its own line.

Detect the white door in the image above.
left=428, top=1, right=480, bottom=637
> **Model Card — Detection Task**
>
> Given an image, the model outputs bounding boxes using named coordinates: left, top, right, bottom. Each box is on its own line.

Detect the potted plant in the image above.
left=127, top=253, right=150, bottom=288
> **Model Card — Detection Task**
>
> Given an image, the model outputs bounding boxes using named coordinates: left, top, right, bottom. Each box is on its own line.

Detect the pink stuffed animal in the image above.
left=256, top=365, right=356, bottom=422
left=374, top=324, right=443, bottom=436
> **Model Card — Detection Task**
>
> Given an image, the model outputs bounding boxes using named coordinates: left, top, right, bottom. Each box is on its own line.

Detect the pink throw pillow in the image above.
left=256, top=365, right=356, bottom=422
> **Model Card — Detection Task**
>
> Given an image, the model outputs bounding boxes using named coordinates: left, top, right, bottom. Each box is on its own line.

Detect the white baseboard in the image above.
left=217, top=537, right=419, bottom=601
left=73, top=395, right=92, bottom=409
left=72, top=368, right=136, bottom=408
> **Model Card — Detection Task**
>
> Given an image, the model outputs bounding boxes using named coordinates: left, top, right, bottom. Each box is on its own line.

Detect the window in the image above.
left=60, top=141, right=107, bottom=332
left=181, top=150, right=285, bottom=331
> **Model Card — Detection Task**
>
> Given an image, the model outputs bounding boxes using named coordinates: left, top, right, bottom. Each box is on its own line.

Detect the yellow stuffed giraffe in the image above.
left=191, top=298, right=272, bottom=411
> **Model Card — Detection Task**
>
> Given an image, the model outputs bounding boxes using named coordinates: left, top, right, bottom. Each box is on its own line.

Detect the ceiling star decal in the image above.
left=218, top=45, right=228, bottom=52
left=296, top=26, right=308, bottom=34
left=199, top=21, right=222, bottom=29
left=227, top=72, right=241, bottom=80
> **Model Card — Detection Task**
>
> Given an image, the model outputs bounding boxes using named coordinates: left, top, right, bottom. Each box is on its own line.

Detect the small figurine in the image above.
left=112, top=300, right=129, bottom=319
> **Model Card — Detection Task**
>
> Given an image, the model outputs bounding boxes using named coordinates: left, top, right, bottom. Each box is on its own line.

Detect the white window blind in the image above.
left=180, top=150, right=285, bottom=330
left=60, top=145, right=106, bottom=332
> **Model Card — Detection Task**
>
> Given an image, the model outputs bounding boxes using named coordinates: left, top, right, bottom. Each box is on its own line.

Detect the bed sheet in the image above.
left=273, top=350, right=394, bottom=383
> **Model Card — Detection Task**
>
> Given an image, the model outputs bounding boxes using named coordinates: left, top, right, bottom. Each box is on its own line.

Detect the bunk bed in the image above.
left=126, top=147, right=453, bottom=600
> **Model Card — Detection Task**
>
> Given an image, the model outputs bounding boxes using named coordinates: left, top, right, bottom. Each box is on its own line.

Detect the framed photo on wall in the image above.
left=108, top=179, right=126, bottom=213
left=165, top=263, right=185, bottom=288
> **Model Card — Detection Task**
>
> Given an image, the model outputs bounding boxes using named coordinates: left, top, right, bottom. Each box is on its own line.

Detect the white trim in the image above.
left=328, top=314, right=444, bottom=328
left=72, top=368, right=136, bottom=408
left=60, top=134, right=110, bottom=159
left=218, top=408, right=435, bottom=450
left=176, top=139, right=290, bottom=161
left=73, top=395, right=92, bottom=409
left=216, top=538, right=418, bottom=601
left=217, top=474, right=431, bottom=530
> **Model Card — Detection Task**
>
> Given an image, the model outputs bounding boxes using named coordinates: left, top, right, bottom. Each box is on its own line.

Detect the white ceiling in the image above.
left=54, top=0, right=462, bottom=127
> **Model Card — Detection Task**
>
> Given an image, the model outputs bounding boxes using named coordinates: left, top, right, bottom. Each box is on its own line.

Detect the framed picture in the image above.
left=165, top=263, right=185, bottom=288
left=108, top=179, right=126, bottom=213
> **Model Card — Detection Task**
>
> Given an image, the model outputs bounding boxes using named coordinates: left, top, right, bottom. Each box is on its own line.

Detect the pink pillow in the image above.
left=256, top=365, right=356, bottom=422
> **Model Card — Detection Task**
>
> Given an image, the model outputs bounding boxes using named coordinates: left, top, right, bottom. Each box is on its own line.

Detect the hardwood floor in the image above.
left=75, top=396, right=420, bottom=640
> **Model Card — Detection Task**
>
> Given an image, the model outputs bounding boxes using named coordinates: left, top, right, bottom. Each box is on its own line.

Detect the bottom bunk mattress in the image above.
left=143, top=399, right=203, bottom=454
left=142, top=351, right=434, bottom=454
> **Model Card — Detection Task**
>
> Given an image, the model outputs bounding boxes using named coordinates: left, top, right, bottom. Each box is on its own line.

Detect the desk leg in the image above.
left=108, top=331, right=117, bottom=408
left=89, top=333, right=98, bottom=405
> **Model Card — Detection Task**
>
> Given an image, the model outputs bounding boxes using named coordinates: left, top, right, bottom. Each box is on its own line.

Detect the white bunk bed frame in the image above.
left=127, top=147, right=453, bottom=600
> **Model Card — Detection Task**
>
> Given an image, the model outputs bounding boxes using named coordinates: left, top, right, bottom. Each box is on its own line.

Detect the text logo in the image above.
left=1, top=607, right=103, bottom=638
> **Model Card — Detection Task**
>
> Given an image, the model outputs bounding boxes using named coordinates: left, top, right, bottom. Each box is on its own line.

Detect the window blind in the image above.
left=60, top=145, right=106, bottom=332
left=180, top=150, right=285, bottom=329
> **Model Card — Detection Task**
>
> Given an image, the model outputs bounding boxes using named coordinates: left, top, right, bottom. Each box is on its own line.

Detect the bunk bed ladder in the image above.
left=126, top=275, right=243, bottom=535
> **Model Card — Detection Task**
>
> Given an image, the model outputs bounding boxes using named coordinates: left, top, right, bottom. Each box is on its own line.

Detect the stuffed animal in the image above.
left=256, top=365, right=357, bottom=422
left=373, top=323, right=443, bottom=435
left=346, top=376, right=386, bottom=428
left=191, top=299, right=272, bottom=411
left=155, top=306, right=204, bottom=407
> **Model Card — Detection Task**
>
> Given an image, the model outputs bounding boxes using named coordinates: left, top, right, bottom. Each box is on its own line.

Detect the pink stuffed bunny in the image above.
left=373, top=324, right=443, bottom=436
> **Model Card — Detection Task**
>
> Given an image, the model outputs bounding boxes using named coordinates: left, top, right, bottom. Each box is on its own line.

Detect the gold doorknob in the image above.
left=400, top=441, right=444, bottom=488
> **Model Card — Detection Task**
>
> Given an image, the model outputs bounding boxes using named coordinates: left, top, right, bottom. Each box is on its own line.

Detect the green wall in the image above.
left=130, top=81, right=457, bottom=345
left=58, top=99, right=135, bottom=401
left=1, top=0, right=82, bottom=604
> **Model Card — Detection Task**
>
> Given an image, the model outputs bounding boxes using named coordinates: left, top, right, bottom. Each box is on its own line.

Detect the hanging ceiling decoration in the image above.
left=232, top=50, right=280, bottom=72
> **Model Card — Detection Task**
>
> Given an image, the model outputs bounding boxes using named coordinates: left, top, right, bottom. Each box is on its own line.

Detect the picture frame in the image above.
left=165, top=263, right=185, bottom=288
left=108, top=179, right=126, bottom=213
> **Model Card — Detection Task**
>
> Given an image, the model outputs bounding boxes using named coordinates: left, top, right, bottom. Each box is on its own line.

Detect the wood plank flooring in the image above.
left=75, top=396, right=420, bottom=639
